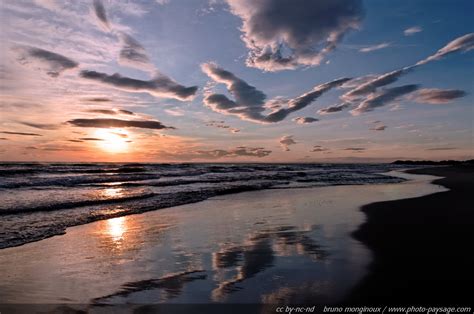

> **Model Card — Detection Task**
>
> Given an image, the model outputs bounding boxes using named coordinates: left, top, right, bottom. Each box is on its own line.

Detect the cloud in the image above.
left=117, top=109, right=135, bottom=115
left=194, top=146, right=271, bottom=158
left=164, top=108, right=185, bottom=116
left=343, top=67, right=414, bottom=100
left=79, top=137, right=104, bottom=141
left=0, top=131, right=42, bottom=136
left=17, top=122, right=59, bottom=130
left=317, top=102, right=352, bottom=115
left=310, top=145, right=329, bottom=152
left=293, top=117, right=319, bottom=124
left=205, top=120, right=241, bottom=134
left=86, top=109, right=136, bottom=115
left=118, top=33, right=154, bottom=72
left=416, top=33, right=474, bottom=66
left=279, top=135, right=297, bottom=151
left=342, top=33, right=474, bottom=102
left=407, top=88, right=467, bottom=104
left=80, top=70, right=198, bottom=101
left=67, top=118, right=174, bottom=130
left=93, top=0, right=110, bottom=30
left=350, top=84, right=419, bottom=115
left=344, top=147, right=366, bottom=151
left=404, top=26, right=422, bottom=36
left=226, top=0, right=364, bottom=71
left=14, top=46, right=78, bottom=77
left=425, top=147, right=457, bottom=151
left=370, top=125, right=387, bottom=131
left=84, top=97, right=112, bottom=102
left=202, top=63, right=350, bottom=123
left=359, top=42, right=390, bottom=53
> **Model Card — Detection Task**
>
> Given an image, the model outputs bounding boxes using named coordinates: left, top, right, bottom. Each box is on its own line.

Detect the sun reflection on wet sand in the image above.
left=106, top=217, right=126, bottom=242
left=101, top=187, right=124, bottom=199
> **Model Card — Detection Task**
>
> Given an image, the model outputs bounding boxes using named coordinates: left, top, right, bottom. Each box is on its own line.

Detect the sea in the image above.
left=0, top=162, right=408, bottom=249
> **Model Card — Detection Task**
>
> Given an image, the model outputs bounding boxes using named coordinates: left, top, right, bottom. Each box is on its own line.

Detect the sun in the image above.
left=94, top=128, right=130, bottom=153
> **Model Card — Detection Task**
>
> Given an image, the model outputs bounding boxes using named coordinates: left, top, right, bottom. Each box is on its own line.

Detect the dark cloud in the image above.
left=79, top=137, right=104, bottom=141
left=17, top=121, right=59, bottom=130
left=117, top=109, right=135, bottom=115
left=280, top=135, right=297, bottom=151
left=118, top=33, right=154, bottom=72
left=408, top=88, right=467, bottom=104
left=0, top=137, right=9, bottom=140
left=84, top=97, right=111, bottom=102
left=205, top=120, right=241, bottom=134
left=293, top=117, right=319, bottom=124
left=227, top=0, right=364, bottom=71
left=350, top=84, right=419, bottom=115
left=317, top=102, right=352, bottom=115
left=0, top=131, right=42, bottom=136
left=86, top=109, right=136, bottom=115
left=202, top=63, right=350, bottom=123
left=15, top=46, right=78, bottom=77
left=67, top=139, right=84, bottom=143
left=93, top=0, right=110, bottom=30
left=310, top=145, right=329, bottom=152
left=86, top=109, right=118, bottom=115
left=80, top=70, right=198, bottom=101
left=425, top=147, right=457, bottom=151
left=344, top=147, right=366, bottom=151
left=195, top=146, right=272, bottom=158
left=67, top=118, right=174, bottom=130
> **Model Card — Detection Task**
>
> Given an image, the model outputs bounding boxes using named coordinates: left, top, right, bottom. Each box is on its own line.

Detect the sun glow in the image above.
left=94, top=129, right=130, bottom=153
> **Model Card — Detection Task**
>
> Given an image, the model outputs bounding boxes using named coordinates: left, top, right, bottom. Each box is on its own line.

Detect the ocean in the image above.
left=0, top=163, right=406, bottom=249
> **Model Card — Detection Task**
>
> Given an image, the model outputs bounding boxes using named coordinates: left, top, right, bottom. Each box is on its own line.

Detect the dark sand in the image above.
left=348, top=166, right=474, bottom=305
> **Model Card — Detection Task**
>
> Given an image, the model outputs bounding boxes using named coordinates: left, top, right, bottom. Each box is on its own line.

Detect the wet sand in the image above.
left=0, top=171, right=445, bottom=311
left=349, top=166, right=474, bottom=305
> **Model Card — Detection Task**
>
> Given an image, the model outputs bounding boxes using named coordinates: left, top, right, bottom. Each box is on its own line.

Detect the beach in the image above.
left=0, top=170, right=448, bottom=312
left=349, top=166, right=474, bottom=305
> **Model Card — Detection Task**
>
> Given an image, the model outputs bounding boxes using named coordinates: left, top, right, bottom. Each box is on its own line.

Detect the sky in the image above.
left=0, top=0, right=473, bottom=162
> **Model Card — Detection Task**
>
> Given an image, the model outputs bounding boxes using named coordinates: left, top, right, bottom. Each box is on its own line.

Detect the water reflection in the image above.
left=92, top=270, right=207, bottom=304
left=101, top=187, right=124, bottom=199
left=107, top=217, right=126, bottom=242
left=211, top=225, right=327, bottom=302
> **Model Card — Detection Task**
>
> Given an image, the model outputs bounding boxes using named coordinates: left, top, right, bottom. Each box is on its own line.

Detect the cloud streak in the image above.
left=93, top=0, right=110, bottom=30
left=351, top=84, right=419, bottom=115
left=293, top=117, right=319, bottom=124
left=80, top=70, right=198, bottom=101
left=359, top=42, right=390, bottom=53
left=1, top=131, right=42, bottom=136
left=404, top=26, right=422, bottom=36
left=15, top=46, right=78, bottom=77
left=408, top=88, right=467, bottom=104
left=194, top=146, right=272, bottom=158
left=118, top=33, right=155, bottom=72
left=67, top=118, right=174, bottom=130
left=317, top=102, right=352, bottom=115
left=202, top=63, right=350, bottom=123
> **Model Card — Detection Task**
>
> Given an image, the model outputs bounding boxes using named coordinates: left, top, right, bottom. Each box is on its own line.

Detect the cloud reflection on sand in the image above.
left=211, top=225, right=327, bottom=302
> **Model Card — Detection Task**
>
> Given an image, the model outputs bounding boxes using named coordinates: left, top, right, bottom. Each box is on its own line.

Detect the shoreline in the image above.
left=348, top=166, right=474, bottom=304
left=0, top=171, right=442, bottom=307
